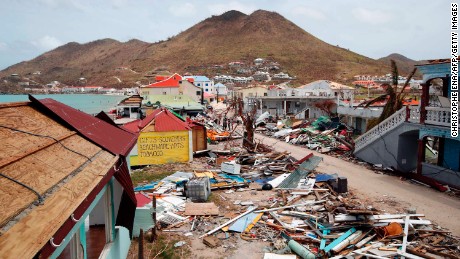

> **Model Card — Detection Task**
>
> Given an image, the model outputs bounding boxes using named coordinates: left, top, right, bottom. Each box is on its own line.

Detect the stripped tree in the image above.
left=358, top=60, right=417, bottom=131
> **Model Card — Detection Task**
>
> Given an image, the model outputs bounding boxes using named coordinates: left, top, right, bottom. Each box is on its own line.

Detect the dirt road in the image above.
left=254, top=133, right=460, bottom=236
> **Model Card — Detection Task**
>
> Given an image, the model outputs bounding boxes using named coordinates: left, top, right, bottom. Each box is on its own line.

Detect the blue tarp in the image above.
left=229, top=211, right=259, bottom=232
left=315, top=173, right=337, bottom=182
left=218, top=173, right=249, bottom=183
left=134, top=182, right=158, bottom=192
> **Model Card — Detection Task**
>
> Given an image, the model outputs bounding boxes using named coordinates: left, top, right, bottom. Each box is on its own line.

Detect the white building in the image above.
left=214, top=83, right=228, bottom=97
left=183, top=76, right=215, bottom=94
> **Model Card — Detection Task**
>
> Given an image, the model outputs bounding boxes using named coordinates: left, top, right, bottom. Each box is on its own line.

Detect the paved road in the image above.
left=254, top=133, right=460, bottom=235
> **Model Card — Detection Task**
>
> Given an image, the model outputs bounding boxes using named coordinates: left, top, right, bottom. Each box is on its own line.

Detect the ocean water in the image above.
left=0, top=94, right=126, bottom=115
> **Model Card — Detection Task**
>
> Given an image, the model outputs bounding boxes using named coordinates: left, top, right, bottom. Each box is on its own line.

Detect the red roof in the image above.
left=122, top=119, right=142, bottom=133
left=30, top=95, right=138, bottom=156
left=122, top=108, right=191, bottom=132
left=135, top=193, right=152, bottom=207
left=403, top=99, right=419, bottom=106
left=144, top=73, right=182, bottom=88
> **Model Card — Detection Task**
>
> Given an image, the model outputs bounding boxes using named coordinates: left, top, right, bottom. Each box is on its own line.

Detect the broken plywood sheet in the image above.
left=203, top=235, right=222, bottom=248
left=184, top=202, right=219, bottom=216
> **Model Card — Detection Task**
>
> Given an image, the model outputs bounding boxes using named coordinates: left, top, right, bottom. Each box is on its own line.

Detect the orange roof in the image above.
left=144, top=73, right=182, bottom=88
left=403, top=99, right=419, bottom=105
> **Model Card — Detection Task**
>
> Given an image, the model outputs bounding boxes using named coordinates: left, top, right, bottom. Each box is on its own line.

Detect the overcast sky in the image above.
left=0, top=0, right=451, bottom=70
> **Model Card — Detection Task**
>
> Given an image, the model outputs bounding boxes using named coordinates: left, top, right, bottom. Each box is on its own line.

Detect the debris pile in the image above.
left=133, top=152, right=460, bottom=258
left=258, top=115, right=355, bottom=157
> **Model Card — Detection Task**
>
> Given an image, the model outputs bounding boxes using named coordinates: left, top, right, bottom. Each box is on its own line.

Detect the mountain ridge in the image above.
left=0, top=10, right=419, bottom=91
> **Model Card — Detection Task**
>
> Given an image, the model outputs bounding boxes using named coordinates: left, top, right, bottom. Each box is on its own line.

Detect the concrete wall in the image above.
left=337, top=106, right=382, bottom=118
left=179, top=81, right=202, bottom=102
left=140, top=87, right=179, bottom=96
left=261, top=99, right=327, bottom=119
left=354, top=122, right=421, bottom=171
left=443, top=138, right=460, bottom=171
left=422, top=162, right=460, bottom=188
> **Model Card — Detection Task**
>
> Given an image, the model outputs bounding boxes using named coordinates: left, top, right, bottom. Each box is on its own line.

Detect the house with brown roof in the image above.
left=0, top=96, right=137, bottom=258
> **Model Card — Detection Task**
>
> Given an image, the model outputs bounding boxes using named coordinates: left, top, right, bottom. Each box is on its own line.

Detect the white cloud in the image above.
left=37, top=0, right=87, bottom=11
left=207, top=1, right=257, bottom=15
left=31, top=36, right=63, bottom=50
left=110, top=0, right=128, bottom=9
left=0, top=42, right=7, bottom=51
left=352, top=8, right=392, bottom=24
left=291, top=6, right=326, bottom=20
left=169, top=2, right=197, bottom=17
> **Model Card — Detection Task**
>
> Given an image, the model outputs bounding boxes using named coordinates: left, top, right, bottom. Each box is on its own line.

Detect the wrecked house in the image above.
left=355, top=59, right=460, bottom=189
left=258, top=80, right=355, bottom=119
left=0, top=96, right=137, bottom=258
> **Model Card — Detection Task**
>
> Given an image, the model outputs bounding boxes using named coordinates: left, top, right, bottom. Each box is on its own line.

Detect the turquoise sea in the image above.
left=0, top=94, right=126, bottom=115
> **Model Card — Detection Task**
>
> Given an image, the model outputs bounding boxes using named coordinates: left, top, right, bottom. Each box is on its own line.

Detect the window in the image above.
left=197, top=83, right=201, bottom=86
left=205, top=89, right=208, bottom=92
left=264, top=93, right=268, bottom=96
left=196, top=91, right=201, bottom=95
left=205, top=83, right=209, bottom=86
left=163, top=91, right=166, bottom=95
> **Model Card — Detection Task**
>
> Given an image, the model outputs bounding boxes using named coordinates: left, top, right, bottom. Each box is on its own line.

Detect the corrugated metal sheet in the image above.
left=30, top=95, right=137, bottom=156
left=122, top=119, right=142, bottom=133
left=125, top=108, right=191, bottom=133
left=277, top=156, right=323, bottom=189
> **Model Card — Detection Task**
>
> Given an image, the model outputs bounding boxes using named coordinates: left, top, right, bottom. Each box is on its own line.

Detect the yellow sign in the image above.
left=137, top=131, right=189, bottom=165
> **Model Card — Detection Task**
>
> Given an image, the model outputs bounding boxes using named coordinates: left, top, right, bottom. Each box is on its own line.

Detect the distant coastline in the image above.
left=0, top=94, right=125, bottom=114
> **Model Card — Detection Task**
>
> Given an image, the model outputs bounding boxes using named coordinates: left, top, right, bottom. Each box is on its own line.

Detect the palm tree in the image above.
left=358, top=60, right=417, bottom=131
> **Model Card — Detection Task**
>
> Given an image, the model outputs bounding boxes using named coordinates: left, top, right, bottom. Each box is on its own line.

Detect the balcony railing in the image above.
left=425, top=107, right=451, bottom=127
left=355, top=105, right=452, bottom=153
left=354, top=106, right=407, bottom=152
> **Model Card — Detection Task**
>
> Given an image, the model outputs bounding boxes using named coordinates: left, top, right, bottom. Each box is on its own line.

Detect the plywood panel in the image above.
left=192, top=128, right=198, bottom=152
left=0, top=135, right=101, bottom=227
left=196, top=129, right=206, bottom=151
left=184, top=202, right=219, bottom=216
left=0, top=152, right=118, bottom=259
left=0, top=106, right=73, bottom=160
left=0, top=132, right=76, bottom=168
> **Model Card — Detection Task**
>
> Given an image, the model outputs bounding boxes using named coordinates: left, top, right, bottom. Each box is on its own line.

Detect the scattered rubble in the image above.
left=130, top=108, right=460, bottom=258
left=132, top=145, right=460, bottom=258
left=257, top=115, right=355, bottom=157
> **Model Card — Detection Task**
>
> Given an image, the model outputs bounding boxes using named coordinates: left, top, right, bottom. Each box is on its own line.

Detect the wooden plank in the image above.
left=184, top=202, right=219, bottom=216
left=0, top=152, right=118, bottom=259
left=0, top=135, right=101, bottom=227
left=377, top=219, right=431, bottom=225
